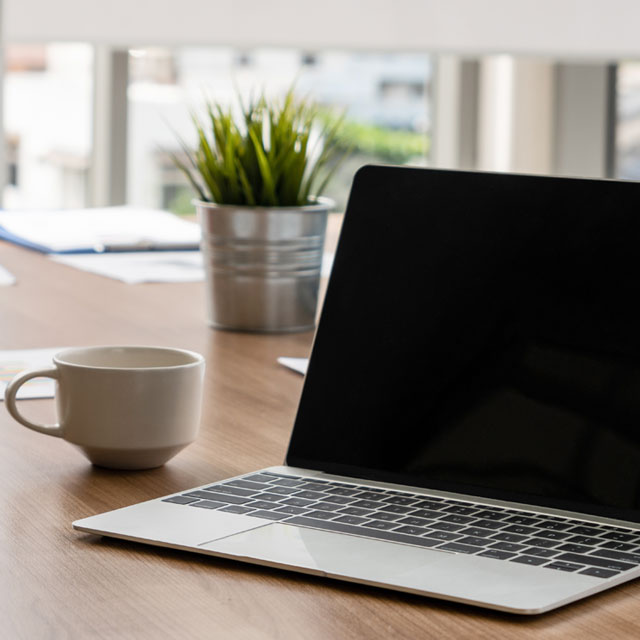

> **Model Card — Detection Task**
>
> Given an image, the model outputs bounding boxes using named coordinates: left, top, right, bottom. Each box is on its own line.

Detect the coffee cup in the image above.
left=4, top=345, right=205, bottom=470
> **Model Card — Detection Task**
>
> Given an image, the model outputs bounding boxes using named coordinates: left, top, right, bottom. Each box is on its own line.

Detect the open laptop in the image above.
left=74, top=165, right=640, bottom=615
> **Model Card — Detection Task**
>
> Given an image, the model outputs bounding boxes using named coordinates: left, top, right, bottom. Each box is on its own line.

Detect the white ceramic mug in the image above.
left=4, top=345, right=205, bottom=470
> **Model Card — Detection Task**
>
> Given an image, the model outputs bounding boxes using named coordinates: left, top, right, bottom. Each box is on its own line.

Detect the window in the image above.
left=127, top=47, right=432, bottom=213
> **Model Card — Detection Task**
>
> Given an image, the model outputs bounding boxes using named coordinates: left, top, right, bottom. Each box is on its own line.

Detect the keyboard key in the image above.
left=184, top=491, right=250, bottom=505
left=504, top=515, right=539, bottom=526
left=590, top=549, right=640, bottom=565
left=189, top=500, right=226, bottom=509
left=334, top=515, right=370, bottom=526
left=440, top=514, right=475, bottom=525
left=293, top=491, right=327, bottom=500
left=255, top=493, right=286, bottom=502
left=458, top=527, right=495, bottom=538
left=478, top=549, right=516, bottom=560
left=383, top=496, right=418, bottom=506
left=274, top=506, right=308, bottom=515
left=267, top=479, right=303, bottom=487
left=363, top=520, right=399, bottom=531
left=490, top=542, right=527, bottom=553
left=534, top=521, right=572, bottom=531
left=410, top=509, right=442, bottom=519
left=510, top=555, right=548, bottom=566
left=207, top=484, right=258, bottom=497
left=379, top=504, right=413, bottom=515
left=599, top=541, right=636, bottom=551
left=442, top=506, right=478, bottom=516
left=319, top=495, right=353, bottom=505
left=556, top=552, right=635, bottom=572
left=261, top=486, right=299, bottom=496
left=285, top=516, right=442, bottom=548
left=556, top=543, right=592, bottom=554
left=429, top=522, right=465, bottom=532
left=601, top=532, right=637, bottom=542
left=423, top=531, right=462, bottom=542
left=544, top=561, right=583, bottom=572
left=474, top=510, right=510, bottom=521
left=245, top=474, right=278, bottom=483
left=413, top=500, right=447, bottom=510
left=503, top=525, right=538, bottom=536
left=305, top=510, right=340, bottom=520
left=250, top=510, right=292, bottom=521
left=437, top=542, right=482, bottom=554
left=522, top=547, right=560, bottom=558
left=227, top=479, right=271, bottom=491
left=162, top=496, right=198, bottom=505
left=338, top=507, right=375, bottom=517
left=297, top=482, right=330, bottom=491
left=395, top=525, right=430, bottom=536
left=280, top=497, right=316, bottom=507
left=397, top=516, right=435, bottom=527
left=354, top=491, right=385, bottom=501
left=245, top=501, right=280, bottom=510
left=371, top=511, right=405, bottom=522
left=469, top=519, right=504, bottom=530
left=220, top=505, right=256, bottom=515
left=567, top=526, right=604, bottom=537
left=327, top=487, right=361, bottom=497
left=310, top=502, right=343, bottom=512
left=532, top=530, right=570, bottom=540
left=579, top=567, right=621, bottom=579
left=458, top=536, right=492, bottom=547
left=567, top=535, right=601, bottom=546
left=351, top=500, right=383, bottom=510
left=527, top=537, right=562, bottom=549
left=491, top=532, right=528, bottom=543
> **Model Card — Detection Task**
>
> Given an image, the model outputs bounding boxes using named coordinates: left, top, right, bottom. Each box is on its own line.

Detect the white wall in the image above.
left=2, top=0, right=640, bottom=59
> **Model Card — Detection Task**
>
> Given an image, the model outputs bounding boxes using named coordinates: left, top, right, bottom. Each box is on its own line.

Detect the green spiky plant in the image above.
left=171, top=88, right=347, bottom=207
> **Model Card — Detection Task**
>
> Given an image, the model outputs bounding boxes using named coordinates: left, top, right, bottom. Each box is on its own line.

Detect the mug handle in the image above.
left=4, top=367, right=63, bottom=437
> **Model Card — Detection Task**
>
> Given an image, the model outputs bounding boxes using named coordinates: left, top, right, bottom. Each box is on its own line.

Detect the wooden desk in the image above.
left=2, top=241, right=640, bottom=639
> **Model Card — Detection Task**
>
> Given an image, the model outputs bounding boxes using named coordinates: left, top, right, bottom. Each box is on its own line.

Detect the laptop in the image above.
left=74, top=165, right=640, bottom=615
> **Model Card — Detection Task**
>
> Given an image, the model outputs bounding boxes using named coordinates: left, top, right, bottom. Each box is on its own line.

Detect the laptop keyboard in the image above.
left=163, top=471, right=640, bottom=580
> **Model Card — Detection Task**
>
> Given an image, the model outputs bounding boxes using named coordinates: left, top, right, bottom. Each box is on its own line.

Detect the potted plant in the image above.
left=172, top=88, right=347, bottom=333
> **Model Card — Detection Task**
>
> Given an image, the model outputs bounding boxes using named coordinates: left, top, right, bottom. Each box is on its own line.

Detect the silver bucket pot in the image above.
left=196, top=198, right=332, bottom=333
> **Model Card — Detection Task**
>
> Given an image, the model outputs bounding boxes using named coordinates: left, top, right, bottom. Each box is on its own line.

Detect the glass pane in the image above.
left=3, top=44, right=93, bottom=209
left=616, top=61, right=640, bottom=179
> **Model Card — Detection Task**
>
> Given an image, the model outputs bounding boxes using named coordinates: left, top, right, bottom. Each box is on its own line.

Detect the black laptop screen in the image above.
left=286, top=166, right=640, bottom=523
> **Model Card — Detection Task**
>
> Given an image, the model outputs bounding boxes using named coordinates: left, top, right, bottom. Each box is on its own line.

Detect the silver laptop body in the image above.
left=74, top=167, right=640, bottom=614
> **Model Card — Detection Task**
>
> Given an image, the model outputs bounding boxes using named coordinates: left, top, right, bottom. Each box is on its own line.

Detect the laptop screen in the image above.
left=286, top=166, right=640, bottom=524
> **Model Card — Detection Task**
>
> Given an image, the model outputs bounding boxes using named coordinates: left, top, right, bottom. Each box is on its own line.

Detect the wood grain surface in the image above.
left=2, top=236, right=640, bottom=639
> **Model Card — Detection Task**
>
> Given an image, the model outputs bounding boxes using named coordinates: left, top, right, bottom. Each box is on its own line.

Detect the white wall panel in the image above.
left=2, top=0, right=640, bottom=59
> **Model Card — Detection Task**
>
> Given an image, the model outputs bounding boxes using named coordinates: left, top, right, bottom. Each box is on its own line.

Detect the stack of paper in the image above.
left=0, top=206, right=200, bottom=254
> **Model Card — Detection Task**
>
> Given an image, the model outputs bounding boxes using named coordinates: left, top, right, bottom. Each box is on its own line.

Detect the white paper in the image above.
left=0, top=263, right=16, bottom=286
left=277, top=357, right=309, bottom=375
left=0, top=348, right=65, bottom=400
left=0, top=206, right=200, bottom=253
left=51, top=251, right=205, bottom=284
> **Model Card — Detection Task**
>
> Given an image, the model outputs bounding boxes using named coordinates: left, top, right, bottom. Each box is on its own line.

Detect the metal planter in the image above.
left=196, top=198, right=332, bottom=333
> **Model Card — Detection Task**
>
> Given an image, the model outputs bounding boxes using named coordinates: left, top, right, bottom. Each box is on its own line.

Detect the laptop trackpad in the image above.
left=200, top=522, right=452, bottom=581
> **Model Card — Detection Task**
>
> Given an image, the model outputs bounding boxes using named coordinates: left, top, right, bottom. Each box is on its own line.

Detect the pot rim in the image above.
left=192, top=195, right=334, bottom=212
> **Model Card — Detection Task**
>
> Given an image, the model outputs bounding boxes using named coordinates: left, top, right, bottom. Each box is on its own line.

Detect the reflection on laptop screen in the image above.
left=287, top=166, right=640, bottom=523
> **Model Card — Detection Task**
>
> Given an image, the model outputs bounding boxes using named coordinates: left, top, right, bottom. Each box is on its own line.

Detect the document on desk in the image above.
left=277, top=357, right=309, bottom=375
left=51, top=252, right=334, bottom=284
left=50, top=251, right=205, bottom=284
left=0, top=263, right=16, bottom=285
left=0, top=348, right=64, bottom=400
left=0, top=206, right=200, bottom=254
